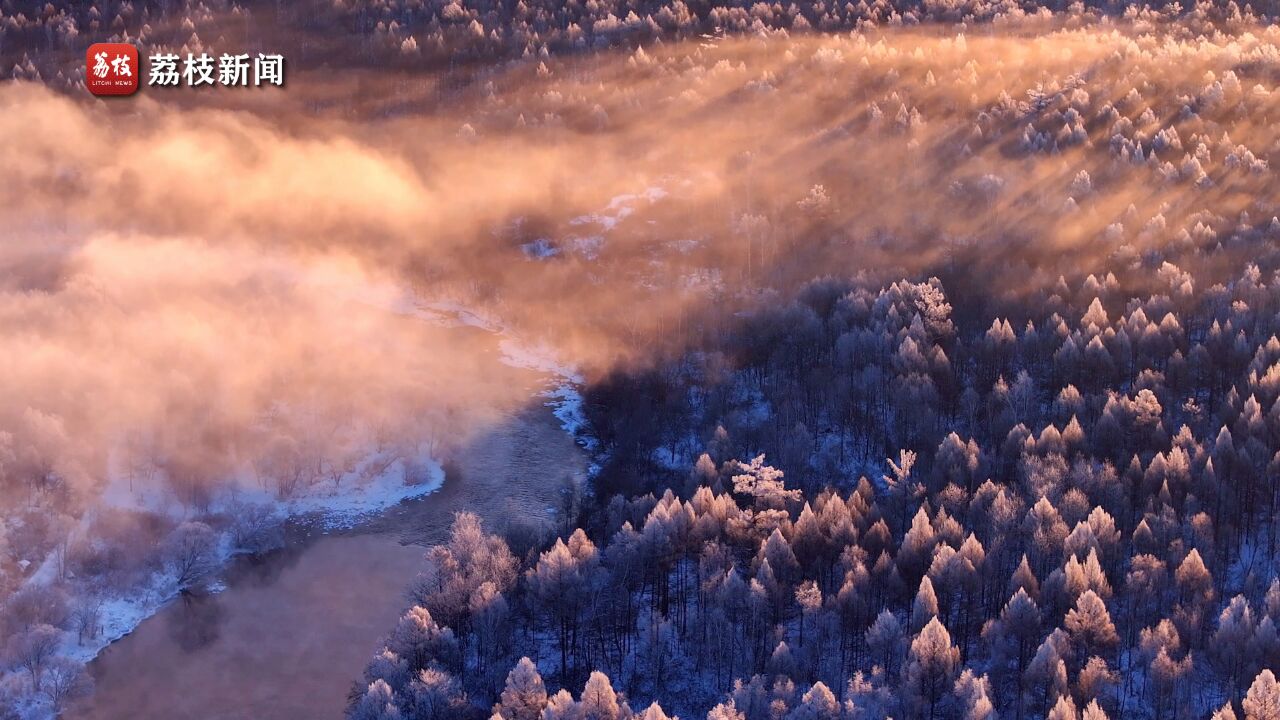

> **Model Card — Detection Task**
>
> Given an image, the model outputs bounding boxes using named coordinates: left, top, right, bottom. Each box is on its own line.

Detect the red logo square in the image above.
left=86, top=43, right=139, bottom=96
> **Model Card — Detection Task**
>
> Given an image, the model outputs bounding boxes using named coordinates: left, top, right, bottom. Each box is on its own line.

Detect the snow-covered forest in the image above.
left=7, top=0, right=1280, bottom=718
left=353, top=260, right=1280, bottom=719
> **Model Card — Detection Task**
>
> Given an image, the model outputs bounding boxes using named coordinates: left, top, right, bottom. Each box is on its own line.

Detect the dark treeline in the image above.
left=351, top=262, right=1280, bottom=719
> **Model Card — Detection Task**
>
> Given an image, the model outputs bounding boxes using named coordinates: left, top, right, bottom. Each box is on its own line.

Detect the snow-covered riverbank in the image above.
left=79, top=449, right=445, bottom=658
left=7, top=448, right=444, bottom=720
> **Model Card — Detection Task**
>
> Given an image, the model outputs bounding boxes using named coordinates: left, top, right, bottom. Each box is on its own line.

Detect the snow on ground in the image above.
left=492, top=327, right=603, bottom=474
left=521, top=238, right=560, bottom=259
left=568, top=235, right=605, bottom=260
left=286, top=453, right=444, bottom=530
left=542, top=384, right=589, bottom=443
left=96, top=445, right=444, bottom=530
left=576, top=186, right=667, bottom=230
left=564, top=185, right=669, bottom=259
left=387, top=292, right=597, bottom=461
left=497, top=337, right=582, bottom=382
left=387, top=295, right=504, bottom=332
left=54, top=567, right=195, bottom=668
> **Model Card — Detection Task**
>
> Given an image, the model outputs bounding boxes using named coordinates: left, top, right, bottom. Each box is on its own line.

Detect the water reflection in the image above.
left=163, top=543, right=313, bottom=655
left=166, top=590, right=226, bottom=652
left=71, top=534, right=426, bottom=720
left=231, top=542, right=308, bottom=588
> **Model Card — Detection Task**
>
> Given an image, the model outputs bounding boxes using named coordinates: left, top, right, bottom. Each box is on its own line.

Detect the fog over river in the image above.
left=70, top=327, right=587, bottom=720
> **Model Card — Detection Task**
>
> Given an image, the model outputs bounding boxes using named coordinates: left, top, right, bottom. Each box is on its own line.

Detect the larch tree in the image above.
left=989, top=587, right=1041, bottom=678
left=495, top=657, right=547, bottom=720
left=1173, top=547, right=1214, bottom=646
left=845, top=670, right=893, bottom=719
left=1046, top=694, right=1077, bottom=720
left=470, top=581, right=511, bottom=680
left=388, top=606, right=459, bottom=673
left=912, top=575, right=940, bottom=632
left=707, top=702, right=747, bottom=720
left=795, top=580, right=822, bottom=648
left=760, top=528, right=800, bottom=582
left=1213, top=596, right=1258, bottom=698
left=350, top=680, right=403, bottom=720
left=1064, top=590, right=1119, bottom=659
left=528, top=536, right=596, bottom=678
left=406, top=667, right=464, bottom=720
left=867, top=609, right=906, bottom=675
left=1149, top=647, right=1192, bottom=717
left=542, top=689, right=577, bottom=720
left=364, top=649, right=409, bottom=691
left=899, top=506, right=937, bottom=585
left=636, top=701, right=673, bottom=720
left=1025, top=630, right=1072, bottom=714
left=1081, top=699, right=1110, bottom=720
left=1245, top=670, right=1280, bottom=720
left=767, top=641, right=799, bottom=678
left=953, top=669, right=995, bottom=720
left=1009, top=555, right=1040, bottom=600
left=1076, top=656, right=1117, bottom=708
left=412, top=512, right=518, bottom=632
left=903, top=617, right=961, bottom=719
left=579, top=671, right=624, bottom=720
left=1175, top=548, right=1213, bottom=606
left=786, top=682, right=841, bottom=720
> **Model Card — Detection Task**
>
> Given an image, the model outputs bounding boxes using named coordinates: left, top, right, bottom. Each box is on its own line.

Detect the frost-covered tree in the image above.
left=5, top=624, right=60, bottom=691
left=903, top=617, right=961, bottom=718
left=911, top=576, right=940, bottom=633
left=579, top=671, right=624, bottom=720
left=786, top=682, right=840, bottom=720
left=412, top=512, right=518, bottom=631
left=388, top=606, right=459, bottom=672
left=1246, top=670, right=1280, bottom=720
left=406, top=667, right=464, bottom=719
left=867, top=609, right=906, bottom=675
left=162, top=521, right=218, bottom=590
left=1064, top=590, right=1119, bottom=658
left=528, top=532, right=598, bottom=678
left=350, top=680, right=403, bottom=720
left=731, top=455, right=801, bottom=509
left=495, top=657, right=547, bottom=720
left=953, top=669, right=995, bottom=720
left=38, top=656, right=92, bottom=712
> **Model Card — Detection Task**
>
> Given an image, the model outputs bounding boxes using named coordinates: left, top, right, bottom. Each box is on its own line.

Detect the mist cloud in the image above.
left=3, top=20, right=1279, bottom=505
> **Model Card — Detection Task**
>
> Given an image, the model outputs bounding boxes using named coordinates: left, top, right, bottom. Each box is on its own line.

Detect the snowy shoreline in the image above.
left=78, top=458, right=447, bottom=661
left=9, top=450, right=446, bottom=720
